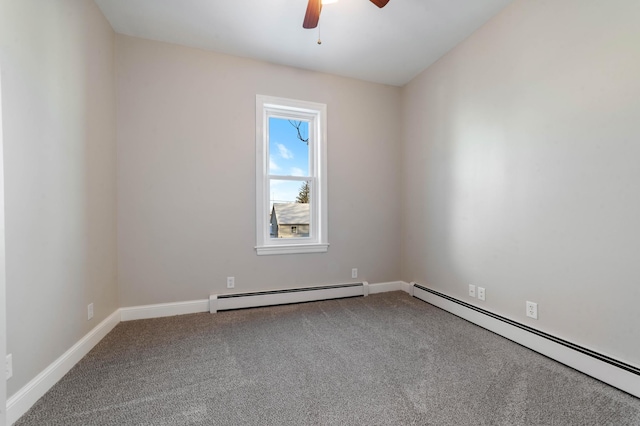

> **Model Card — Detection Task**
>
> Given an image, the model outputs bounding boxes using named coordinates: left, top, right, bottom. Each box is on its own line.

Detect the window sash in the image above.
left=267, top=177, right=315, bottom=242
left=256, top=95, right=328, bottom=255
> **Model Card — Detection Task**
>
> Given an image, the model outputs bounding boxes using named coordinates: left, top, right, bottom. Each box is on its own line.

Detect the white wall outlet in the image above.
left=477, top=287, right=486, bottom=301
left=6, top=354, right=13, bottom=379
left=352, top=268, right=358, bottom=279
left=88, top=303, right=94, bottom=320
left=227, top=276, right=235, bottom=289
left=468, top=284, right=476, bottom=298
left=526, top=301, right=538, bottom=319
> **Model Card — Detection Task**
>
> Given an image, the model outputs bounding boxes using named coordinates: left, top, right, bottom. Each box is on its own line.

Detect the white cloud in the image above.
left=290, top=167, right=304, bottom=177
left=277, top=143, right=293, bottom=160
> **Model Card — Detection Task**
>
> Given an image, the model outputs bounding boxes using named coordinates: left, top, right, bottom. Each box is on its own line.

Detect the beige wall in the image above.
left=401, top=0, right=640, bottom=365
left=116, top=35, right=401, bottom=306
left=0, top=47, right=7, bottom=425
left=3, top=0, right=638, bottom=407
left=0, top=0, right=118, bottom=396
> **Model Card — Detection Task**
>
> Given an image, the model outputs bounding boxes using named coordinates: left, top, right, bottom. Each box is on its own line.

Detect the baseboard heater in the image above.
left=209, top=282, right=369, bottom=313
left=411, top=283, right=640, bottom=398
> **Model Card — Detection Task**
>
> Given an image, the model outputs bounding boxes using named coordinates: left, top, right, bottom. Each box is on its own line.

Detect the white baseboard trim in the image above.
left=6, top=310, right=121, bottom=424
left=120, top=299, right=209, bottom=322
left=410, top=282, right=640, bottom=399
left=368, top=281, right=408, bottom=294
left=2, top=280, right=428, bottom=424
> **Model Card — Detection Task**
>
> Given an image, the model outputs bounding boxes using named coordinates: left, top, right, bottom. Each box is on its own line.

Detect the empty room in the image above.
left=1, top=0, right=639, bottom=424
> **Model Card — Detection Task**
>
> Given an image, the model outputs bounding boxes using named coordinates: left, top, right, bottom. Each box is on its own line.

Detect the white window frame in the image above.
left=255, top=95, right=328, bottom=255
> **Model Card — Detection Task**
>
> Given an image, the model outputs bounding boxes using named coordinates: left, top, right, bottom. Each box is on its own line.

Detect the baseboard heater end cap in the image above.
left=363, top=281, right=370, bottom=297
left=209, top=294, right=218, bottom=313
left=408, top=281, right=416, bottom=297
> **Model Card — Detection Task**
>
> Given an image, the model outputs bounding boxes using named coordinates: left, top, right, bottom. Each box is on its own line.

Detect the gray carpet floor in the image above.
left=15, top=291, right=640, bottom=425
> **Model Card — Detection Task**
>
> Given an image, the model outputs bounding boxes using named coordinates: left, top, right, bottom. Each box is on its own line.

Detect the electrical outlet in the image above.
left=227, top=277, right=235, bottom=289
left=6, top=354, right=12, bottom=379
left=468, top=284, right=476, bottom=298
left=477, top=287, right=486, bottom=301
left=352, top=268, right=358, bottom=279
left=526, top=301, right=538, bottom=319
left=88, top=303, right=94, bottom=320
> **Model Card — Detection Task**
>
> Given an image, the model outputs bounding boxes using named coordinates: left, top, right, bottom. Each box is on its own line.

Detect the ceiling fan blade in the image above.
left=370, top=0, right=390, bottom=7
left=303, top=0, right=322, bottom=29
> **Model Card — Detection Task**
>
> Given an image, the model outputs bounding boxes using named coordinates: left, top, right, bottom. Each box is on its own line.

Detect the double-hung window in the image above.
left=255, top=95, right=328, bottom=255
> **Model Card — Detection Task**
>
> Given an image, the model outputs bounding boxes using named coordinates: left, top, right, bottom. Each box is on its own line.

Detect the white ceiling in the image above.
left=95, top=0, right=514, bottom=87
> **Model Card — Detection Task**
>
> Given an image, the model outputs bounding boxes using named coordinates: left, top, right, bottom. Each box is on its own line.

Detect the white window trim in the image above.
left=255, top=95, right=328, bottom=255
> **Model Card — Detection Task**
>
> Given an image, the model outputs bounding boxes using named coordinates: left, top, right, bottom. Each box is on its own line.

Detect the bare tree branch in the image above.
left=288, top=120, right=309, bottom=145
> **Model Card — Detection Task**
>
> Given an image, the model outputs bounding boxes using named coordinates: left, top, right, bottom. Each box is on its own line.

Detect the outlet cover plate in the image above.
left=227, top=277, right=235, bottom=289
left=526, top=301, right=538, bottom=319
left=352, top=268, right=358, bottom=279
left=477, top=287, right=485, bottom=301
left=469, top=284, right=476, bottom=298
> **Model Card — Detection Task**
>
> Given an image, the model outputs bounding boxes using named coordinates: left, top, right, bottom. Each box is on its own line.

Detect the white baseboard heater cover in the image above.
left=410, top=283, right=640, bottom=399
left=210, top=282, right=369, bottom=313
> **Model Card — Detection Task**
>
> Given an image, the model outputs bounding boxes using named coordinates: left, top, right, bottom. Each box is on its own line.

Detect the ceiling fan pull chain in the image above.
left=317, top=23, right=322, bottom=45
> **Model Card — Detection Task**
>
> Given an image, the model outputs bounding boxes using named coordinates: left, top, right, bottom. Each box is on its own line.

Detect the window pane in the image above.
left=269, top=179, right=311, bottom=239
left=269, top=117, right=309, bottom=176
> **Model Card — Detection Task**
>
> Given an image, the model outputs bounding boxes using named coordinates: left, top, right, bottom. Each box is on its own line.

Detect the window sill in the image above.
left=256, top=243, right=329, bottom=256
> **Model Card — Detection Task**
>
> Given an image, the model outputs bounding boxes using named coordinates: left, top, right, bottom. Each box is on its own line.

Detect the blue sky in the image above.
left=269, top=118, right=310, bottom=206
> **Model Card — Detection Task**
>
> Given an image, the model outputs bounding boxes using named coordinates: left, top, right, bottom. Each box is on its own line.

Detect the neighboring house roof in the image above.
left=272, top=203, right=309, bottom=225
